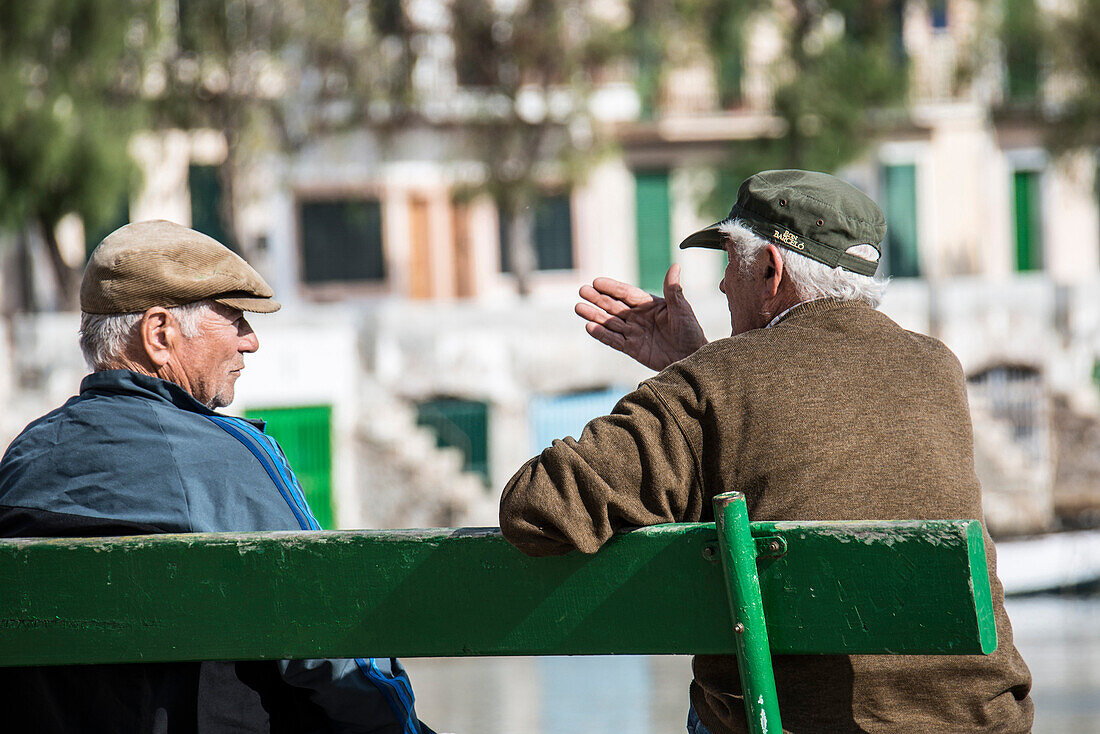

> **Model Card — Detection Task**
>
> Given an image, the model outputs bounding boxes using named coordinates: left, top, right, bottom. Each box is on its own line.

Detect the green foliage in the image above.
left=449, top=0, right=622, bottom=293
left=0, top=0, right=150, bottom=237
left=692, top=0, right=762, bottom=109
left=623, top=1, right=664, bottom=118
left=622, top=0, right=762, bottom=116
left=1043, top=0, right=1100, bottom=154
left=157, top=0, right=417, bottom=138
left=148, top=0, right=424, bottom=254
left=702, top=1, right=909, bottom=218
left=451, top=0, right=620, bottom=194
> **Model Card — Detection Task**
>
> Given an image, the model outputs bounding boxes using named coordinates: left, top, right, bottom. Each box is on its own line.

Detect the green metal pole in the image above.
left=713, top=491, right=782, bottom=734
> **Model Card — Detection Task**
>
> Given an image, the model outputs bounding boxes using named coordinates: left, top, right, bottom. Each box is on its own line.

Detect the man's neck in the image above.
left=102, top=360, right=198, bottom=406
left=762, top=283, right=805, bottom=327
left=107, top=356, right=157, bottom=380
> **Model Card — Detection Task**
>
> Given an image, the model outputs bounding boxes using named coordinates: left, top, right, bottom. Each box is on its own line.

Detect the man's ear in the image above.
left=139, top=308, right=174, bottom=368
left=761, top=243, right=785, bottom=299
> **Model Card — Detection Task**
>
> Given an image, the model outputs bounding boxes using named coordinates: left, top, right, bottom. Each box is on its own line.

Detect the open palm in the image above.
left=575, top=264, right=707, bottom=371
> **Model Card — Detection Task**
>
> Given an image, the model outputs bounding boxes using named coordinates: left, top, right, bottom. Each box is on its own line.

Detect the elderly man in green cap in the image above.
left=499, top=170, right=1033, bottom=733
left=0, top=221, right=429, bottom=734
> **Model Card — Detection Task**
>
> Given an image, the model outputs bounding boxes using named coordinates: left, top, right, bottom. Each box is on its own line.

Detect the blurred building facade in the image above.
left=3, top=0, right=1100, bottom=535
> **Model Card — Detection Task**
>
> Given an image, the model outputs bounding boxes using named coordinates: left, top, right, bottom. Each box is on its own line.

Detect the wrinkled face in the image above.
left=719, top=240, right=768, bottom=337
left=171, top=303, right=258, bottom=409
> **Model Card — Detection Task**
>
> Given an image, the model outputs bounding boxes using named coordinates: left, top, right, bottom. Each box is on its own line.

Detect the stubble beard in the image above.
left=208, top=393, right=231, bottom=410
left=205, top=375, right=237, bottom=410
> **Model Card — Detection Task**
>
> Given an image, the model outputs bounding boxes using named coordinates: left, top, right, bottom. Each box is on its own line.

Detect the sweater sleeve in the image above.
left=499, top=378, right=705, bottom=557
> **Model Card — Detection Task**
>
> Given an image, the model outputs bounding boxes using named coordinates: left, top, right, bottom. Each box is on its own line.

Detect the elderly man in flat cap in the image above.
left=0, top=221, right=429, bottom=734
left=499, top=170, right=1033, bottom=733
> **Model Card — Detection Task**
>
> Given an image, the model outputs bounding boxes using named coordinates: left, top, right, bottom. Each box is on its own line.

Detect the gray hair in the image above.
left=79, top=300, right=214, bottom=371
left=719, top=219, right=888, bottom=307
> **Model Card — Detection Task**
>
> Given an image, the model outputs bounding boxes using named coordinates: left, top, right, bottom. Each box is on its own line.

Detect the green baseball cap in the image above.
left=81, top=220, right=281, bottom=315
left=678, top=169, right=886, bottom=277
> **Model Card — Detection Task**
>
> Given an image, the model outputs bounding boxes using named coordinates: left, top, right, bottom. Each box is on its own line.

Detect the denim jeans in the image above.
left=686, top=704, right=715, bottom=734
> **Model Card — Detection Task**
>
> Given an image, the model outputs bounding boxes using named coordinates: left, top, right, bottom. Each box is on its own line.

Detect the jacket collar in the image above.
left=80, top=370, right=219, bottom=416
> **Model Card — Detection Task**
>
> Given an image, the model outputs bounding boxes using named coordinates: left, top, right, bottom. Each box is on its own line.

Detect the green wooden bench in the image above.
left=0, top=492, right=996, bottom=734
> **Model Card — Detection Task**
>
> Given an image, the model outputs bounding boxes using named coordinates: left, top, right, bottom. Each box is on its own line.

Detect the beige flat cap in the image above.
left=80, top=220, right=281, bottom=314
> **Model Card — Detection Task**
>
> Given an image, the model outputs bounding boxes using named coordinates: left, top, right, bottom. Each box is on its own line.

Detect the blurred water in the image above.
left=1005, top=595, right=1100, bottom=733
left=407, top=596, right=1099, bottom=734
left=407, top=654, right=693, bottom=734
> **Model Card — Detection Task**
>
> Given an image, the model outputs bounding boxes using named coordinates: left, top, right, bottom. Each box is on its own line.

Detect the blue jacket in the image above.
left=0, top=370, right=425, bottom=734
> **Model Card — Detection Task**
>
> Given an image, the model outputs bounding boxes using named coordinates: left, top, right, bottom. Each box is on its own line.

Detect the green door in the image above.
left=635, top=170, right=672, bottom=293
left=244, top=405, right=334, bottom=529
left=882, top=164, right=920, bottom=278
left=1013, top=170, right=1042, bottom=272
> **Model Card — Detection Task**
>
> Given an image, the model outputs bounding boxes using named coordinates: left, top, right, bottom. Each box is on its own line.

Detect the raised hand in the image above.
left=575, top=264, right=708, bottom=371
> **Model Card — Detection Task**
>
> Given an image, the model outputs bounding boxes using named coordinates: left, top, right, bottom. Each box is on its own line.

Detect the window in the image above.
left=1003, top=0, right=1040, bottom=102
left=499, top=192, right=574, bottom=272
left=881, top=164, right=920, bottom=278
left=452, top=4, right=496, bottom=88
left=634, top=170, right=672, bottom=293
left=968, top=365, right=1044, bottom=449
left=176, top=0, right=204, bottom=53
left=299, top=198, right=385, bottom=284
left=716, top=52, right=743, bottom=109
left=887, top=1, right=907, bottom=65
left=1012, top=169, right=1043, bottom=272
left=931, top=0, right=948, bottom=29
left=188, top=165, right=233, bottom=250
left=244, top=405, right=334, bottom=529
left=416, top=398, right=490, bottom=483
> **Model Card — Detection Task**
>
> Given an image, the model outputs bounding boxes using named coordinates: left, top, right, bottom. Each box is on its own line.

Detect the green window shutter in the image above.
left=244, top=405, right=334, bottom=529
left=1013, top=170, right=1043, bottom=272
left=716, top=52, right=743, bottom=108
left=415, top=398, right=489, bottom=483
left=188, top=165, right=233, bottom=250
left=533, top=194, right=574, bottom=270
left=881, top=164, right=920, bottom=278
left=499, top=192, right=574, bottom=272
left=299, top=199, right=385, bottom=283
left=176, top=0, right=206, bottom=53
left=636, top=44, right=661, bottom=120
left=498, top=212, right=512, bottom=274
left=634, top=170, right=672, bottom=293
left=1004, top=0, right=1040, bottom=102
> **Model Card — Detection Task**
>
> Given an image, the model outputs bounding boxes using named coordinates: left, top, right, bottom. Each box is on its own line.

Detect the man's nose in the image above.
left=239, top=319, right=259, bottom=353
left=719, top=278, right=726, bottom=294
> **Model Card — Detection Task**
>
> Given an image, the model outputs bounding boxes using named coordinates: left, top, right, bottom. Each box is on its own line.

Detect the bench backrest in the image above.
left=0, top=491, right=997, bottom=734
left=0, top=506, right=995, bottom=665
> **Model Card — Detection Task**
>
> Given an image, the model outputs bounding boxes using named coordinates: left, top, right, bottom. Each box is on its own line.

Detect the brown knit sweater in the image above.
left=500, top=299, right=1033, bottom=733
